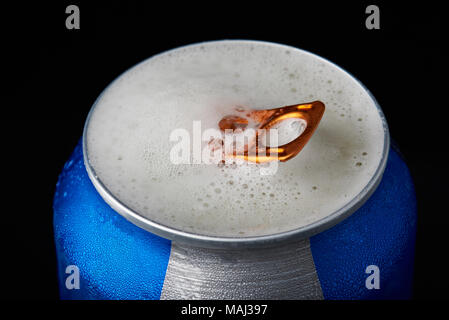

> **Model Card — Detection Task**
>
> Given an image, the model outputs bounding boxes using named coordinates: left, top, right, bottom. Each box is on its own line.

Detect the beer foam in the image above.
left=85, top=40, right=386, bottom=237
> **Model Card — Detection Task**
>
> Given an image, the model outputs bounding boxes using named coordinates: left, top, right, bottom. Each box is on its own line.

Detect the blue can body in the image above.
left=54, top=141, right=416, bottom=299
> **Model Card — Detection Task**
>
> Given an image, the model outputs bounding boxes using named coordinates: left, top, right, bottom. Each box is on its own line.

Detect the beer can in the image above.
left=53, top=42, right=417, bottom=300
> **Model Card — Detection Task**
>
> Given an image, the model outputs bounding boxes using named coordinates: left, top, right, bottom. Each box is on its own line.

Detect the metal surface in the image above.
left=82, top=40, right=390, bottom=249
left=160, top=240, right=323, bottom=300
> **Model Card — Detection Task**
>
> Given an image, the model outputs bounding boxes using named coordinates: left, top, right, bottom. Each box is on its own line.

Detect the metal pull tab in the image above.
left=218, top=101, right=325, bottom=163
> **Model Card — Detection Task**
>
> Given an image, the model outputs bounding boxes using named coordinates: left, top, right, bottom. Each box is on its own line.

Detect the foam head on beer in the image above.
left=85, top=40, right=385, bottom=237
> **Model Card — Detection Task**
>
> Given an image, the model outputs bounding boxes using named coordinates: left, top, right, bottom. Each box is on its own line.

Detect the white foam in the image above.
left=85, top=40, right=385, bottom=237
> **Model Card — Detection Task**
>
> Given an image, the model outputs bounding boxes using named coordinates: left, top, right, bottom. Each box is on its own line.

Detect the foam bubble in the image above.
left=86, top=40, right=385, bottom=237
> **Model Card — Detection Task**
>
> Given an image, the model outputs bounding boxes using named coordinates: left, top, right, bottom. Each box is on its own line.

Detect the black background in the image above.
left=3, top=1, right=447, bottom=301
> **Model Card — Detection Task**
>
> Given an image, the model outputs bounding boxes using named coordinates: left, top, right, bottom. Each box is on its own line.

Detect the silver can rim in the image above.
left=82, top=39, right=390, bottom=249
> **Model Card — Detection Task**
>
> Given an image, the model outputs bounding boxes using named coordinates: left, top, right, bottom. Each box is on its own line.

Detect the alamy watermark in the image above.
left=365, top=5, right=380, bottom=30
left=64, top=5, right=379, bottom=31
left=169, top=121, right=280, bottom=175
left=65, top=5, right=80, bottom=30
left=65, top=265, right=80, bottom=290
left=365, top=265, right=380, bottom=290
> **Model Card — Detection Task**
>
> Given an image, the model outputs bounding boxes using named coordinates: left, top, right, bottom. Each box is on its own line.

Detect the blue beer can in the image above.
left=53, top=41, right=417, bottom=300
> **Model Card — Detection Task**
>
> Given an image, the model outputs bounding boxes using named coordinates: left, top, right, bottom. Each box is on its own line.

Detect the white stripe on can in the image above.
left=160, top=239, right=323, bottom=299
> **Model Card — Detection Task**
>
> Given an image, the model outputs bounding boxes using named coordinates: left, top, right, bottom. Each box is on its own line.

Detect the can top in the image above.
left=83, top=40, right=389, bottom=248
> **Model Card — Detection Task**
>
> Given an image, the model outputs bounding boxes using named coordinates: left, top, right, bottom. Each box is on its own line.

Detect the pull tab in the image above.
left=218, top=101, right=325, bottom=163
